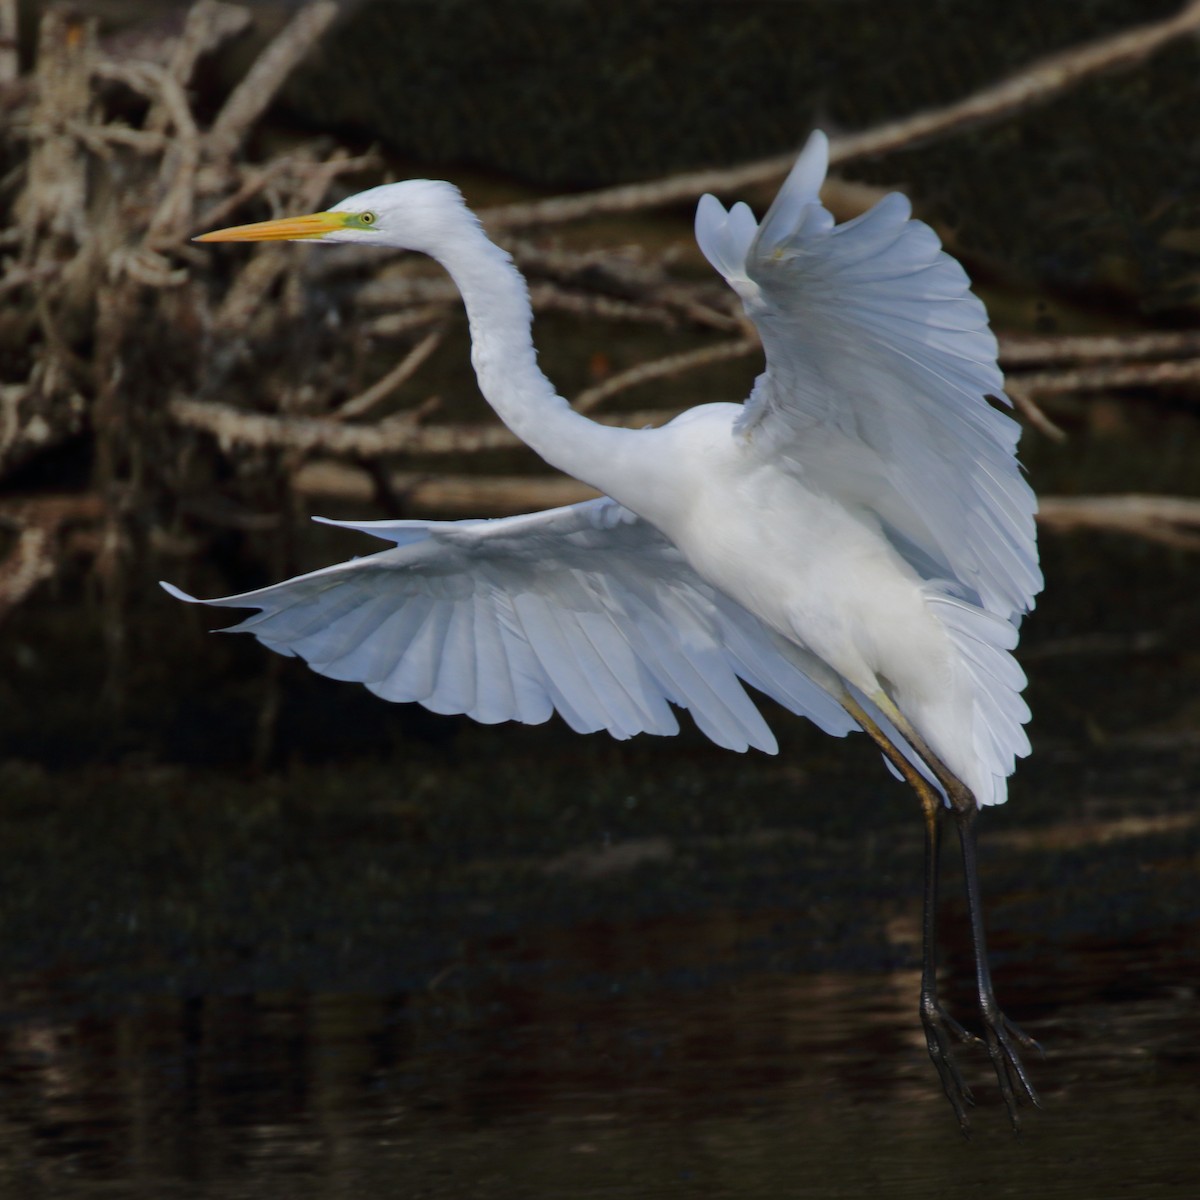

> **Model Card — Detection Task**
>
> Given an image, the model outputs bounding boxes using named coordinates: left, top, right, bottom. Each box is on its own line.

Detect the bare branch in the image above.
left=163, top=1, right=252, bottom=92
left=209, top=149, right=382, bottom=331
left=828, top=0, right=1200, bottom=162
left=293, top=462, right=600, bottom=516
left=16, top=11, right=96, bottom=247
left=574, top=337, right=758, bottom=414
left=0, top=0, right=17, bottom=87
left=0, top=525, right=55, bottom=621
left=169, top=396, right=681, bottom=457
left=527, top=282, right=683, bottom=329
left=205, top=1, right=339, bottom=162
left=289, top=463, right=1200, bottom=554
left=213, top=244, right=294, bottom=332
left=481, top=1, right=1200, bottom=230
left=1005, top=383, right=1068, bottom=442
left=189, top=149, right=379, bottom=238
left=0, top=494, right=104, bottom=622
left=1038, top=494, right=1200, bottom=551
left=365, top=304, right=458, bottom=339
left=1000, top=330, right=1200, bottom=368
left=355, top=275, right=461, bottom=309
left=0, top=262, right=59, bottom=298
left=1014, top=358, right=1200, bottom=397
left=94, top=59, right=201, bottom=242
left=330, top=330, right=445, bottom=422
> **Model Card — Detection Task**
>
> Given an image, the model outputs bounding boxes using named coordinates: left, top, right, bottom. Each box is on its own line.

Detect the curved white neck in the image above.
left=432, top=221, right=649, bottom=503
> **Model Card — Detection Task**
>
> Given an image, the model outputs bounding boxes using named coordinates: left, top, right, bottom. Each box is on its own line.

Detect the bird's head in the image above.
left=195, top=179, right=471, bottom=254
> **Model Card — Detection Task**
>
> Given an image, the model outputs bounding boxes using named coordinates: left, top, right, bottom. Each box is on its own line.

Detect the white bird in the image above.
left=167, top=131, right=1042, bottom=1126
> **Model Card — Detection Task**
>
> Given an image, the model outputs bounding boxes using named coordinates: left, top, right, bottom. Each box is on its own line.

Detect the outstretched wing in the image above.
left=163, top=498, right=857, bottom=752
left=695, top=130, right=1041, bottom=620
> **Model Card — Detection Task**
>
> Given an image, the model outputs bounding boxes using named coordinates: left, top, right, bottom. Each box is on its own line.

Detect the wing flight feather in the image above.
left=161, top=498, right=859, bottom=752
left=695, top=130, right=1041, bottom=621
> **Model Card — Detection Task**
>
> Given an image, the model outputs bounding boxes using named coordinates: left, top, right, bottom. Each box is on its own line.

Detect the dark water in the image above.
left=4, top=515, right=1200, bottom=1196
left=1, top=923, right=1197, bottom=1198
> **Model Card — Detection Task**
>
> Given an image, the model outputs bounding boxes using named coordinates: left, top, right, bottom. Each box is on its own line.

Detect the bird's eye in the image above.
left=357, top=211, right=377, bottom=226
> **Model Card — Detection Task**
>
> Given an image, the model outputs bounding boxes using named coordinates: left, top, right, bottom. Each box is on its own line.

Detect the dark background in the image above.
left=1, top=2, right=1198, bottom=1195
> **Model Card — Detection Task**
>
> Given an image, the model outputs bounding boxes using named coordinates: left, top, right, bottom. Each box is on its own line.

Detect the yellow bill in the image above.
left=195, top=210, right=350, bottom=242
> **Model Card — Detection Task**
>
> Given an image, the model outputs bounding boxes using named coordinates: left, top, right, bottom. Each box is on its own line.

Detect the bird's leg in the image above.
left=839, top=693, right=976, bottom=1128
left=952, top=803, right=1041, bottom=1126
left=866, top=690, right=1041, bottom=1128
left=916, top=783, right=981, bottom=1129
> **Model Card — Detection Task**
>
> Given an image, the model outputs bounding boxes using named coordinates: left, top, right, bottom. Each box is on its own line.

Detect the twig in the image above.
left=209, top=149, right=381, bottom=331
left=17, top=11, right=96, bottom=246
left=64, top=119, right=167, bottom=155
left=163, top=1, right=252, bottom=93
left=1005, top=383, right=1068, bottom=442
left=0, top=261, right=59, bottom=298
left=94, top=59, right=200, bottom=241
left=289, top=465, right=1200, bottom=552
left=296, top=149, right=382, bottom=210
left=526, top=282, right=683, bottom=329
left=171, top=397, right=523, bottom=456
left=1000, top=330, right=1200, bottom=368
left=0, top=525, right=55, bottom=621
left=0, top=0, right=16, bottom=87
left=574, top=337, right=759, bottom=413
left=481, top=1, right=1200, bottom=230
left=330, top=330, right=444, bottom=422
left=1013, top=358, right=1200, bottom=397
left=169, top=396, right=681, bottom=457
left=292, top=461, right=600, bottom=516
left=189, top=154, right=300, bottom=235
left=509, top=238, right=682, bottom=296
left=828, top=0, right=1200, bottom=162
left=355, top=275, right=461, bottom=309
left=205, top=1, right=339, bottom=162
left=364, top=304, right=457, bottom=338
left=1038, top=494, right=1200, bottom=551
left=0, top=493, right=104, bottom=621
left=213, top=246, right=293, bottom=332
left=656, top=291, right=744, bottom=332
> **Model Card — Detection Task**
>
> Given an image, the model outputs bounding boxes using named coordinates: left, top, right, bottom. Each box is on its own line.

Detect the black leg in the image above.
left=852, top=689, right=1041, bottom=1126
left=918, top=795, right=977, bottom=1131
left=952, top=804, right=1041, bottom=1128
left=839, top=693, right=976, bottom=1126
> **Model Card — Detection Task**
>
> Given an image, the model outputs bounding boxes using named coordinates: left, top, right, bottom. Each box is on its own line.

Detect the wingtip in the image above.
left=789, top=129, right=830, bottom=202
left=804, top=127, right=829, bottom=157
left=693, top=193, right=726, bottom=258
left=160, top=580, right=199, bottom=603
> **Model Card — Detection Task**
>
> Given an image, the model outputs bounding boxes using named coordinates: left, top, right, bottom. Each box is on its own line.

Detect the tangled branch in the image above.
left=1, top=0, right=1198, bottom=649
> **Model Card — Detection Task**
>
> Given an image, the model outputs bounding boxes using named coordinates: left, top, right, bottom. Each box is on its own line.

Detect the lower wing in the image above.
left=163, top=498, right=859, bottom=752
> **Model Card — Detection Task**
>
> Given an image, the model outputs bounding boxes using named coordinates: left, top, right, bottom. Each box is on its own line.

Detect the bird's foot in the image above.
left=921, top=1000, right=979, bottom=1132
left=981, top=1007, right=1042, bottom=1131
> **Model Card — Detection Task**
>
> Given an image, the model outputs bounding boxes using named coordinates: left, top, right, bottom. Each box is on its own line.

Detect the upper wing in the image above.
left=695, top=130, right=1041, bottom=620
left=162, top=498, right=857, bottom=752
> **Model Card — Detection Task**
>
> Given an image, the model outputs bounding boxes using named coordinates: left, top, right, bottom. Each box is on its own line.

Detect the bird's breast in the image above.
left=659, top=447, right=936, bottom=691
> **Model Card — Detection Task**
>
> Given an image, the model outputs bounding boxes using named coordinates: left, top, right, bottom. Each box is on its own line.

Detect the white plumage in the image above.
left=170, top=129, right=1045, bottom=1125
left=169, top=130, right=1039, bottom=809
left=165, top=498, right=858, bottom=750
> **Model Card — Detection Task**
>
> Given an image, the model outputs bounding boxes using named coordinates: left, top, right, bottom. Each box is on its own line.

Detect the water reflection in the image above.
left=1, top=927, right=1196, bottom=1198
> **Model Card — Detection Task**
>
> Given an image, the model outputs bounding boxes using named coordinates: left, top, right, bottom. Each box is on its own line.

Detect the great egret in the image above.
left=167, top=131, right=1042, bottom=1127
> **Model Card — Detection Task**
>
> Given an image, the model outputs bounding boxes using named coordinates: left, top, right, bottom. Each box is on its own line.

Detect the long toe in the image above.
left=922, top=1003, right=978, bottom=1131
left=983, top=1009, right=1041, bottom=1129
